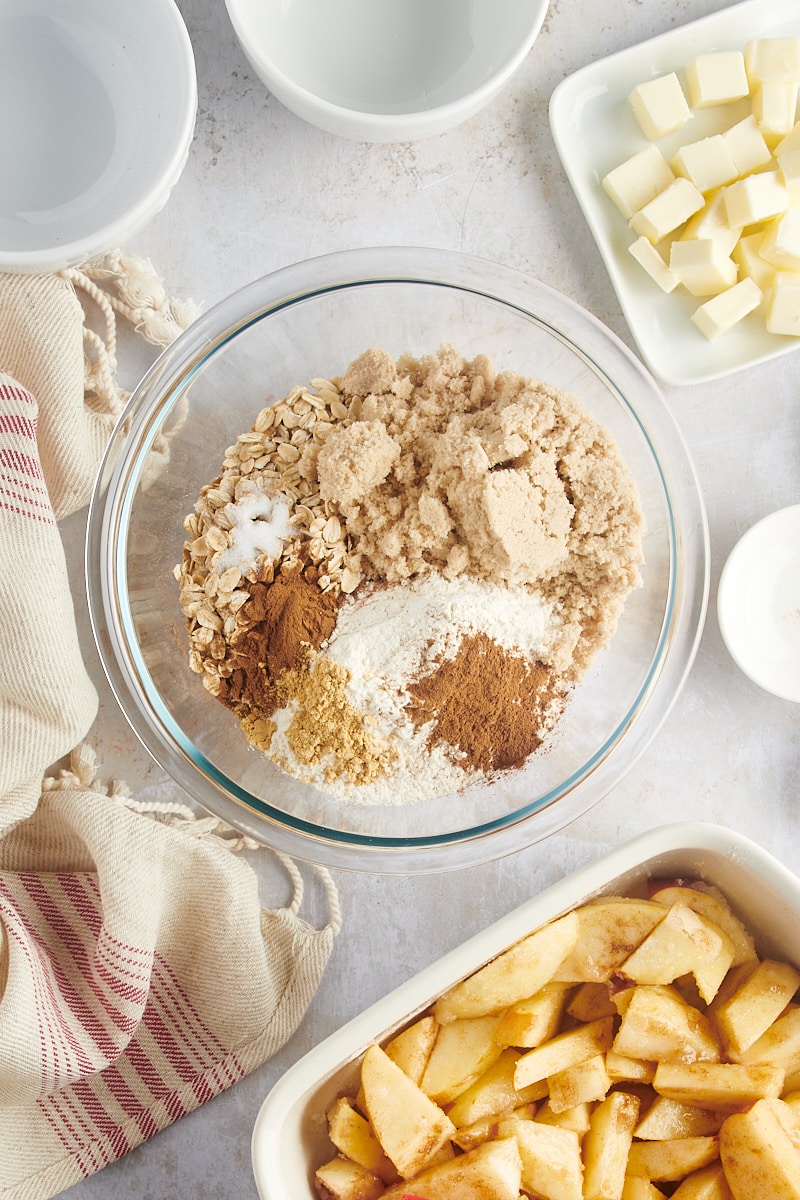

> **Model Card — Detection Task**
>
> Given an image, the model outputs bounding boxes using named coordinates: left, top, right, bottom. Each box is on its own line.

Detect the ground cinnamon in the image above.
left=216, top=562, right=340, bottom=718
left=407, top=632, right=568, bottom=774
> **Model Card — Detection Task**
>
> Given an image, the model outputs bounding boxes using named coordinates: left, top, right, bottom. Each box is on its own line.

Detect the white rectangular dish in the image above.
left=250, top=821, right=800, bottom=1199
left=549, top=0, right=800, bottom=387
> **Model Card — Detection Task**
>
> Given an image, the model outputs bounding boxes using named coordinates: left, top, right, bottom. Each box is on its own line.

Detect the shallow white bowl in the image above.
left=251, top=821, right=800, bottom=1199
left=0, top=0, right=196, bottom=273
left=549, top=0, right=800, bottom=387
left=718, top=505, right=800, bottom=703
left=224, top=0, right=549, bottom=142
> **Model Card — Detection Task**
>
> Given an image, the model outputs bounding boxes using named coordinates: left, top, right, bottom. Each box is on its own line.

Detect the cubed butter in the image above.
left=752, top=81, right=800, bottom=141
left=778, top=149, right=800, bottom=202
left=686, top=51, right=750, bottom=107
left=765, top=272, right=800, bottom=335
left=669, top=238, right=738, bottom=296
left=745, top=37, right=800, bottom=84
left=671, top=134, right=739, bottom=192
left=628, top=236, right=679, bottom=292
left=774, top=120, right=800, bottom=156
left=721, top=114, right=772, bottom=176
left=681, top=191, right=742, bottom=256
left=630, top=177, right=705, bottom=243
left=629, top=72, right=692, bottom=140
left=691, top=277, right=762, bottom=339
left=760, top=208, right=800, bottom=270
left=601, top=144, right=675, bottom=219
left=732, top=231, right=776, bottom=290
left=722, top=171, right=788, bottom=227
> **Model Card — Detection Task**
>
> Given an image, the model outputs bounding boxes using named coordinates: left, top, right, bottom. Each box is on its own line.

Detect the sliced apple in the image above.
left=582, top=1090, right=640, bottom=1200
left=452, top=1104, right=534, bottom=1152
left=360, top=1044, right=455, bottom=1179
left=552, top=898, right=666, bottom=983
left=653, top=1061, right=784, bottom=1111
left=719, top=1098, right=800, bottom=1200
left=547, top=1052, right=611, bottom=1113
left=495, top=983, right=572, bottom=1048
left=504, top=1118, right=583, bottom=1200
left=446, top=1047, right=545, bottom=1128
left=566, top=981, right=617, bottom=1022
left=315, top=1156, right=386, bottom=1200
left=605, top=1049, right=656, bottom=1085
left=513, top=1017, right=615, bottom=1090
left=627, top=1136, right=720, bottom=1182
left=385, top=1016, right=439, bottom=1086
left=534, top=1098, right=592, bottom=1136
left=327, top=1096, right=399, bottom=1183
left=711, top=959, right=800, bottom=1056
left=649, top=885, right=757, bottom=967
left=419, top=1014, right=504, bottom=1104
left=613, top=985, right=721, bottom=1064
left=618, top=904, right=734, bottom=1004
left=634, top=1096, right=725, bottom=1140
left=621, top=1179, right=669, bottom=1200
left=432, top=912, right=579, bottom=1023
left=381, top=1136, right=522, bottom=1200
left=740, top=1004, right=800, bottom=1078
left=669, top=1163, right=732, bottom=1200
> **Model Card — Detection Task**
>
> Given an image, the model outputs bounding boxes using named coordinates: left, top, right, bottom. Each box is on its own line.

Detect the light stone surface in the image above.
left=58, top=0, right=800, bottom=1196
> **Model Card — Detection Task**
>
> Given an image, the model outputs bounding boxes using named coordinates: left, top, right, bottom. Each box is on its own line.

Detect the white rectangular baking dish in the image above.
left=251, top=822, right=800, bottom=1198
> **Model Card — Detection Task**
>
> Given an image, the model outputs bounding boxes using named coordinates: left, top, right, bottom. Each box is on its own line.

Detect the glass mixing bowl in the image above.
left=86, top=248, right=709, bottom=873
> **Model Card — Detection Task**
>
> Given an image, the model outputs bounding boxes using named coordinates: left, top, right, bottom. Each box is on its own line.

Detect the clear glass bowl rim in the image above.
left=86, top=246, right=710, bottom=874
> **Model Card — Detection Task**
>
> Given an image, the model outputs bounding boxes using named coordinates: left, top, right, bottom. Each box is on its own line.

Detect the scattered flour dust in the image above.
left=177, top=345, right=645, bottom=806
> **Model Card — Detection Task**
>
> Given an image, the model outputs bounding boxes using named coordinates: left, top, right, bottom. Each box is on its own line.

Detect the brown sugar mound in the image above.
left=316, top=345, right=644, bottom=672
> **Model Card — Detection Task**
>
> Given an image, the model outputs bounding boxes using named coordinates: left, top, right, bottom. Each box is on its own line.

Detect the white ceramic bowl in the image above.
left=224, top=0, right=549, bottom=142
left=717, top=505, right=800, bottom=703
left=251, top=821, right=800, bottom=1199
left=0, top=0, right=196, bottom=273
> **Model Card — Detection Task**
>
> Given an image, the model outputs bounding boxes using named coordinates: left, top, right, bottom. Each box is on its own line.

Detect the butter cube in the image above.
left=669, top=238, right=738, bottom=296
left=628, top=236, right=679, bottom=292
left=778, top=150, right=800, bottom=202
left=722, top=171, right=788, bottom=227
left=765, top=272, right=800, bottom=335
left=602, top=145, right=675, bottom=219
left=629, top=73, right=692, bottom=140
left=722, top=114, right=772, bottom=176
left=732, top=232, right=776, bottom=290
left=745, top=37, right=800, bottom=84
left=775, top=121, right=800, bottom=156
left=671, top=134, right=739, bottom=192
left=691, top=278, right=762, bottom=339
left=752, top=81, right=800, bottom=141
left=686, top=51, right=750, bottom=107
left=681, top=191, right=742, bottom=256
left=630, top=177, right=705, bottom=243
left=759, top=208, right=800, bottom=270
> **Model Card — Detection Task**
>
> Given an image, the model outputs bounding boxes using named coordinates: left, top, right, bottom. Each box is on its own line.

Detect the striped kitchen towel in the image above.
left=0, top=263, right=340, bottom=1199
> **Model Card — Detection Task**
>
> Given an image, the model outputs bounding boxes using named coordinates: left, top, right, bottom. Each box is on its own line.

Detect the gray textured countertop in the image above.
left=60, top=0, right=800, bottom=1195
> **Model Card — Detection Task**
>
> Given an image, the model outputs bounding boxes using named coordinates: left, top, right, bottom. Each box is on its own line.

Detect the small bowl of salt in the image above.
left=718, top=505, right=800, bottom=703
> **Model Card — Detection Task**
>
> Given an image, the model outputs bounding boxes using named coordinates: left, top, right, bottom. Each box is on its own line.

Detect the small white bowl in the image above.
left=224, top=0, right=550, bottom=142
left=718, top=505, right=800, bottom=703
left=250, top=822, right=800, bottom=1199
left=0, top=0, right=197, bottom=274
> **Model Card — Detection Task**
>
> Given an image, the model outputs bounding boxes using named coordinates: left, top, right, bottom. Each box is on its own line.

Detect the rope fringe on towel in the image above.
left=43, top=744, right=342, bottom=935
left=59, top=250, right=201, bottom=416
